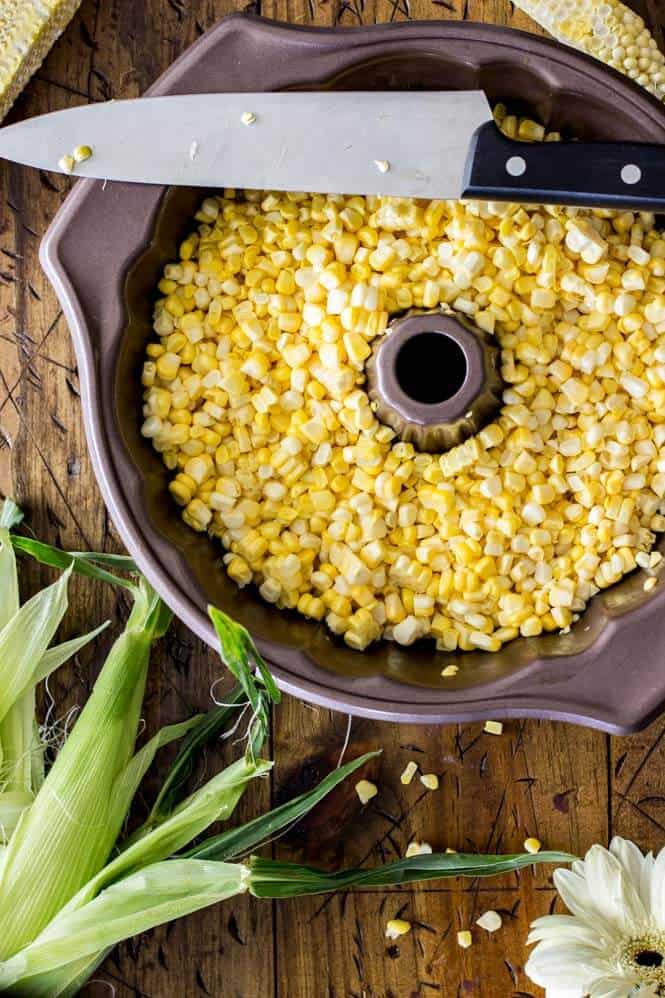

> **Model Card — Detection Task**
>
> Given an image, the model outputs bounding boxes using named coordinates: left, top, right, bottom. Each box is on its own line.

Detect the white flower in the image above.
left=526, top=837, right=665, bottom=998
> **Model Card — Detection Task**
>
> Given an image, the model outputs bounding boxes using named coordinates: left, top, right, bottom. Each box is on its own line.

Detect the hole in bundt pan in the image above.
left=395, top=332, right=467, bottom=405
left=115, top=45, right=665, bottom=693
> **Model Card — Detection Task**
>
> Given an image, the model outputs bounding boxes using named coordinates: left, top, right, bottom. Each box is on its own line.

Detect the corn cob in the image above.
left=0, top=0, right=82, bottom=122
left=514, top=0, right=665, bottom=100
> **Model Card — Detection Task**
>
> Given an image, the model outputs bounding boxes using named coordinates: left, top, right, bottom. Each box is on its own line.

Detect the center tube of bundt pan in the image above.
left=366, top=309, right=503, bottom=452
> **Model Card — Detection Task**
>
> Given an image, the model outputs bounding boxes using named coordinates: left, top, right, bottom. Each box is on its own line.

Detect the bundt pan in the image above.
left=41, top=13, right=665, bottom=733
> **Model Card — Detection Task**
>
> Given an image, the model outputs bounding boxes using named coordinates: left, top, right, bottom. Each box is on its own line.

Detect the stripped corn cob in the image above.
left=514, top=0, right=665, bottom=100
left=0, top=0, right=82, bottom=122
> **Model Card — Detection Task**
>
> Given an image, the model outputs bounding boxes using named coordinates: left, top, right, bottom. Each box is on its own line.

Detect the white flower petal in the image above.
left=641, top=852, right=656, bottom=917
left=583, top=844, right=646, bottom=935
left=650, top=842, right=665, bottom=927
left=610, top=837, right=645, bottom=891
left=544, top=988, right=587, bottom=998
left=588, top=973, right=641, bottom=998
left=527, top=914, right=606, bottom=949
left=554, top=869, right=597, bottom=919
left=554, top=868, right=620, bottom=938
left=611, top=837, right=655, bottom=917
left=525, top=940, right=611, bottom=990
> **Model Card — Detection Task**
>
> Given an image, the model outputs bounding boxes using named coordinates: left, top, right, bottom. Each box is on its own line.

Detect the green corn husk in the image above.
left=0, top=608, right=282, bottom=994
left=248, top=850, right=577, bottom=898
left=0, top=847, right=576, bottom=994
left=0, top=502, right=109, bottom=843
left=0, top=574, right=172, bottom=960
left=0, top=750, right=378, bottom=995
left=208, top=606, right=279, bottom=759
left=0, top=527, right=283, bottom=993
left=0, top=711, right=273, bottom=996
left=65, top=754, right=273, bottom=913
left=185, top=749, right=381, bottom=862
left=0, top=859, right=250, bottom=994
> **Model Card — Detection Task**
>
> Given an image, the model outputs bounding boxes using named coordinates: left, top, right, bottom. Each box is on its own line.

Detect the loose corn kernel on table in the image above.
left=1, top=1, right=664, bottom=996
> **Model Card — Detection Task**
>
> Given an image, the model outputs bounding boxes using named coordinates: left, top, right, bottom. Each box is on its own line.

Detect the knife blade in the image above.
left=1, top=91, right=665, bottom=210
left=0, top=91, right=492, bottom=199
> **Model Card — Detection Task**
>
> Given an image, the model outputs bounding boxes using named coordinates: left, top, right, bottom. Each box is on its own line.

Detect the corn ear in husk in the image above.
left=0, top=859, right=250, bottom=994
left=0, top=575, right=170, bottom=959
left=0, top=501, right=108, bottom=843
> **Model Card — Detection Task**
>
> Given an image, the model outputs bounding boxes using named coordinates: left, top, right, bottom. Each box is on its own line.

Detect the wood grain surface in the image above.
left=1, top=2, right=664, bottom=996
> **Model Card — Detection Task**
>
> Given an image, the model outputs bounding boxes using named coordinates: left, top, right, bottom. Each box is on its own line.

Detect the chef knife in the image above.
left=0, top=91, right=664, bottom=210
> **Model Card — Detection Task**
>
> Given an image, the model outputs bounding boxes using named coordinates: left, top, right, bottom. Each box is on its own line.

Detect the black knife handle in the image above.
left=462, top=120, right=665, bottom=211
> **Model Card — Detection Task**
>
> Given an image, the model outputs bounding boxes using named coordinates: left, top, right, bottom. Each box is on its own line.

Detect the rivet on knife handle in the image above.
left=462, top=120, right=665, bottom=211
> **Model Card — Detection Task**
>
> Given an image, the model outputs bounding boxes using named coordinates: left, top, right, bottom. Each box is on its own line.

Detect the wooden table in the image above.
left=1, top=2, right=664, bottom=995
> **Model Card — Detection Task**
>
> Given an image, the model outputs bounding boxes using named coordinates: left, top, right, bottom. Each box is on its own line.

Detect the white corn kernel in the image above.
left=405, top=840, right=432, bottom=858
left=58, top=154, right=74, bottom=174
left=476, top=910, right=502, bottom=933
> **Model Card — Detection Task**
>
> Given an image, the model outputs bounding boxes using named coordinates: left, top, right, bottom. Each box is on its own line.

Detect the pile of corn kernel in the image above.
left=141, top=109, right=665, bottom=655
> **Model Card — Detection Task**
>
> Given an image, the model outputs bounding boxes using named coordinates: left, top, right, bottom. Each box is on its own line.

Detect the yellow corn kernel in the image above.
left=483, top=720, right=503, bottom=736
left=182, top=499, right=212, bottom=532
left=457, top=930, right=472, bottom=949
left=355, top=779, right=378, bottom=805
left=226, top=556, right=252, bottom=586
left=400, top=761, right=418, bottom=785
left=386, top=919, right=411, bottom=940
left=156, top=352, right=181, bottom=381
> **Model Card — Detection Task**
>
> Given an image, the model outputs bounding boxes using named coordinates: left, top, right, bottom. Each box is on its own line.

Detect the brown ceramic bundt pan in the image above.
left=41, top=13, right=665, bottom=733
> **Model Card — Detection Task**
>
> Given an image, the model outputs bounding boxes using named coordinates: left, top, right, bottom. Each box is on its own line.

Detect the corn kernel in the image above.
left=483, top=720, right=503, bottom=736
left=386, top=919, right=411, bottom=939
left=405, top=840, right=432, bottom=859
left=400, top=761, right=418, bottom=785
left=457, top=930, right=472, bottom=949
left=476, top=910, right=502, bottom=933
left=73, top=144, right=93, bottom=164
left=355, top=779, right=378, bottom=805
left=58, top=154, right=74, bottom=175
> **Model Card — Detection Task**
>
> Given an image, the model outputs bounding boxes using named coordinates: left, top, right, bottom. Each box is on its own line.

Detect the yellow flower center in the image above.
left=619, top=933, right=665, bottom=987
